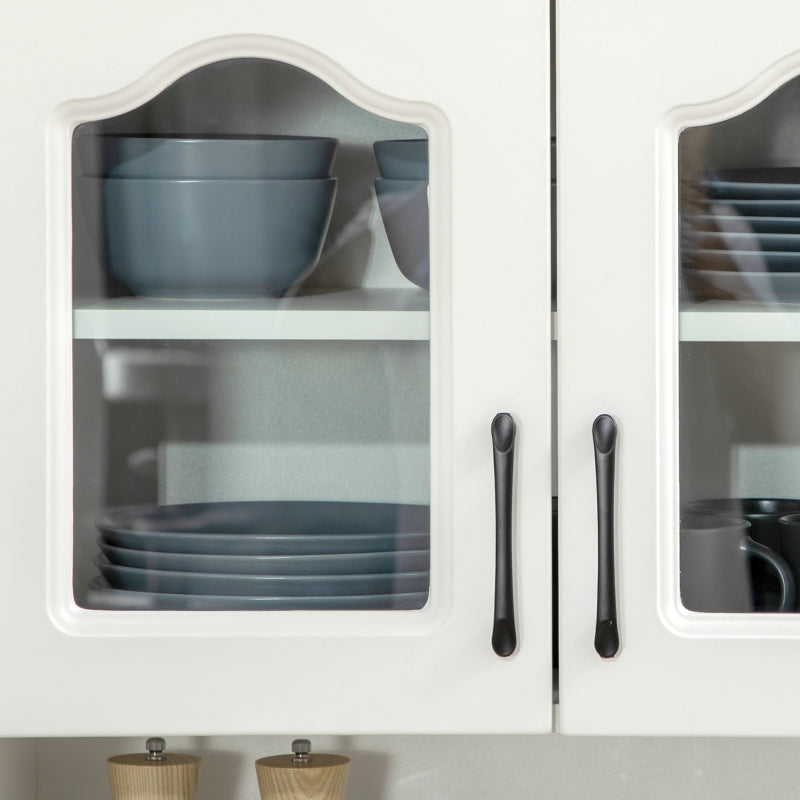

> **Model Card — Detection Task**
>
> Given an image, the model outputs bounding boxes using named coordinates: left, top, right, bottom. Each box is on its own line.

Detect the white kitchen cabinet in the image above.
left=558, top=0, right=800, bottom=734
left=0, top=0, right=552, bottom=734
left=19, top=0, right=800, bottom=743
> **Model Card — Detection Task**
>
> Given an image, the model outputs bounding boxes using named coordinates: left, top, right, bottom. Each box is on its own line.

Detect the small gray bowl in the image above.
left=85, top=177, right=337, bottom=298
left=373, top=139, right=429, bottom=180
left=375, top=178, right=430, bottom=291
left=75, top=133, right=339, bottom=179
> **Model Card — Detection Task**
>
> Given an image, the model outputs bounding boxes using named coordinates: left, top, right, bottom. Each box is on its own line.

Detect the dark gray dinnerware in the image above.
left=702, top=169, right=800, bottom=200
left=88, top=177, right=336, bottom=298
left=373, top=138, right=429, bottom=180
left=98, top=538, right=430, bottom=576
left=685, top=498, right=800, bottom=610
left=75, top=133, right=339, bottom=179
left=689, top=249, right=800, bottom=271
left=374, top=179, right=429, bottom=291
left=94, top=554, right=430, bottom=597
left=776, top=514, right=800, bottom=612
left=96, top=500, right=430, bottom=556
left=701, top=198, right=800, bottom=217
left=680, top=511, right=795, bottom=613
left=689, top=230, right=800, bottom=253
left=684, top=498, right=800, bottom=551
left=85, top=576, right=428, bottom=611
left=100, top=526, right=430, bottom=557
left=703, top=181, right=800, bottom=200
left=684, top=212, right=800, bottom=235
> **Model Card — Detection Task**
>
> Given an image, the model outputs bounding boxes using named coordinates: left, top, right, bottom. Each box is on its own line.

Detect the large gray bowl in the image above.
left=89, top=177, right=336, bottom=298
left=75, top=133, right=339, bottom=179
left=375, top=178, right=430, bottom=291
left=373, top=139, right=429, bottom=180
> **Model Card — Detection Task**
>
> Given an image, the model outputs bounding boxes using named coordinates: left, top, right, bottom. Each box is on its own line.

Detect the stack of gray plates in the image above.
left=75, top=132, right=339, bottom=299
left=87, top=501, right=430, bottom=610
left=682, top=168, right=800, bottom=302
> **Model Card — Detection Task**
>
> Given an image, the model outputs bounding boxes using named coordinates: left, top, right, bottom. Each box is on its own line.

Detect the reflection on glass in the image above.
left=678, top=75, right=800, bottom=613
left=74, top=340, right=431, bottom=610
left=71, top=59, right=432, bottom=611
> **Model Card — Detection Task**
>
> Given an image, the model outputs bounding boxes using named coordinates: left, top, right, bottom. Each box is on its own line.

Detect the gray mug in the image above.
left=778, top=514, right=800, bottom=611
left=680, top=512, right=796, bottom=613
left=684, top=498, right=800, bottom=611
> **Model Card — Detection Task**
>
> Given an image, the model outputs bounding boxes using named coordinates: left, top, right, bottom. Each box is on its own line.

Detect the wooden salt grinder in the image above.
left=108, top=737, right=201, bottom=800
left=255, top=739, right=350, bottom=800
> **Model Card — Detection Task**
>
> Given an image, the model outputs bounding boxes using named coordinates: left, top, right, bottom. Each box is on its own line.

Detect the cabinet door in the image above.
left=0, top=0, right=552, bottom=734
left=559, top=0, right=800, bottom=734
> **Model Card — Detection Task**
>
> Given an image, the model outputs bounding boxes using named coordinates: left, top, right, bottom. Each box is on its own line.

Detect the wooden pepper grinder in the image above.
left=255, top=739, right=350, bottom=800
left=107, top=737, right=201, bottom=800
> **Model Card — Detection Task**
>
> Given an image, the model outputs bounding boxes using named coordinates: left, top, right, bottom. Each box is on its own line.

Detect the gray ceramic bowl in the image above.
left=75, top=133, right=339, bottom=179
left=375, top=178, right=430, bottom=291
left=373, top=139, right=429, bottom=180
left=88, top=177, right=336, bottom=298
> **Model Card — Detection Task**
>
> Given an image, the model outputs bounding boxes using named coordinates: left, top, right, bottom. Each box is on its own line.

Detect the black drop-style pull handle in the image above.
left=491, top=413, right=517, bottom=657
left=593, top=414, right=620, bottom=659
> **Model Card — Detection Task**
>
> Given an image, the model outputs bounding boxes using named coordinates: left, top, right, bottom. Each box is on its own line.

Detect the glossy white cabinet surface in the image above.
left=0, top=0, right=552, bottom=734
left=558, top=0, right=800, bottom=734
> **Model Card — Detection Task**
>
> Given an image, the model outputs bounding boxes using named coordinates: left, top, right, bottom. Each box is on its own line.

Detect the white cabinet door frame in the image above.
left=559, top=0, right=800, bottom=734
left=0, top=0, right=552, bottom=734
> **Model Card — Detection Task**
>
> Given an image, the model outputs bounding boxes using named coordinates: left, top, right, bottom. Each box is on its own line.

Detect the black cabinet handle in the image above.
left=491, top=413, right=517, bottom=657
left=592, top=414, right=620, bottom=659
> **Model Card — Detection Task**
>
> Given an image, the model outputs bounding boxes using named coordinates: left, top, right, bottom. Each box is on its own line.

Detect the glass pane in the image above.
left=678, top=76, right=800, bottom=613
left=71, top=59, right=432, bottom=610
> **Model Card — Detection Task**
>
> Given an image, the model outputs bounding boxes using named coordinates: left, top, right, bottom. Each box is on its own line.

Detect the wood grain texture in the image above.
left=108, top=754, right=201, bottom=800
left=255, top=754, right=350, bottom=800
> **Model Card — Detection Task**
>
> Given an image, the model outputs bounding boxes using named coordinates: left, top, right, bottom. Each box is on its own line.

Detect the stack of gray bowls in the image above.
left=76, top=133, right=339, bottom=299
left=86, top=500, right=431, bottom=610
left=373, top=139, right=430, bottom=291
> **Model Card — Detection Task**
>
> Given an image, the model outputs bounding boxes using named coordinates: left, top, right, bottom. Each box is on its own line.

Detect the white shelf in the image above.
left=680, top=301, right=800, bottom=342
left=73, top=288, right=430, bottom=341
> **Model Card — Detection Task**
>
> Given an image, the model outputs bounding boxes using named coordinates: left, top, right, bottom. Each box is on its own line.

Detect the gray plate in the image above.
left=688, top=249, right=800, bottom=271
left=700, top=198, right=800, bottom=217
left=98, top=537, right=430, bottom=576
left=703, top=180, right=800, bottom=200
left=684, top=212, right=800, bottom=235
left=95, top=554, right=430, bottom=597
left=97, top=501, right=430, bottom=556
left=85, top=576, right=428, bottom=611
left=687, top=230, right=800, bottom=252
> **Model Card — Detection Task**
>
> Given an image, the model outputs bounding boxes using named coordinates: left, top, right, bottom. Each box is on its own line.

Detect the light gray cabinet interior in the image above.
left=72, top=340, right=430, bottom=603
left=680, top=343, right=800, bottom=502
